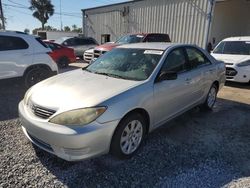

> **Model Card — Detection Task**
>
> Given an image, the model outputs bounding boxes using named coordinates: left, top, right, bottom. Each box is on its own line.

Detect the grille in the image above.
left=27, top=132, right=53, bottom=152
left=30, top=103, right=56, bottom=119
left=226, top=67, right=237, bottom=76
left=225, top=63, right=233, bottom=65
left=94, top=50, right=107, bottom=58
left=94, top=50, right=101, bottom=58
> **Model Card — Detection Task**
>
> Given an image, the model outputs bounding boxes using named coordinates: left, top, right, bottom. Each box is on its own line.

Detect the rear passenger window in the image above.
left=77, top=38, right=97, bottom=45
left=84, top=38, right=97, bottom=45
left=0, top=36, right=29, bottom=51
left=162, top=48, right=188, bottom=73
left=186, top=47, right=211, bottom=68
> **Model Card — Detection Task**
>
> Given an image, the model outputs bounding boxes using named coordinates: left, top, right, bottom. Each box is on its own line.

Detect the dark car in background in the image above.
left=55, top=36, right=98, bottom=58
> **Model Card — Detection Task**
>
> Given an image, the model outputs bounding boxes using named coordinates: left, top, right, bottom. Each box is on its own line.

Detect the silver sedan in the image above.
left=19, top=43, right=225, bottom=161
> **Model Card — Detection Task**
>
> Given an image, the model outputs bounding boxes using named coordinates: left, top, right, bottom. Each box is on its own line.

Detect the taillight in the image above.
left=47, top=51, right=52, bottom=57
left=47, top=52, right=56, bottom=63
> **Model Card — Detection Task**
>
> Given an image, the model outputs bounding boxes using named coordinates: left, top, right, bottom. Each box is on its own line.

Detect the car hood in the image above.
left=95, top=43, right=120, bottom=51
left=211, top=54, right=250, bottom=65
left=29, top=69, right=142, bottom=112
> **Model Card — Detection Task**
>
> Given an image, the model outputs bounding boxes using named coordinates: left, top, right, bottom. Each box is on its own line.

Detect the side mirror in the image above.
left=156, top=71, right=177, bottom=82
left=63, top=42, right=68, bottom=46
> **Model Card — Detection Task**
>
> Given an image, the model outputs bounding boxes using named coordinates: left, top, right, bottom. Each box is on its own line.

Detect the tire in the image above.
left=111, top=113, right=146, bottom=159
left=24, top=67, right=50, bottom=88
left=58, top=57, right=69, bottom=68
left=202, top=83, right=218, bottom=110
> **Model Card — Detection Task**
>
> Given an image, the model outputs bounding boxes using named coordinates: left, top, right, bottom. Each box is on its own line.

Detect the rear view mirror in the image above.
left=156, top=71, right=177, bottom=82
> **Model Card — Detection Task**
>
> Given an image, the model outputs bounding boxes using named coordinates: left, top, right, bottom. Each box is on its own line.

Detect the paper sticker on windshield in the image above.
left=136, top=35, right=144, bottom=38
left=144, top=50, right=163, bottom=55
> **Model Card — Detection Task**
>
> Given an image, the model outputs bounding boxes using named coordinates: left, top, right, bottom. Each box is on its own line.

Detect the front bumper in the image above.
left=225, top=65, right=250, bottom=83
left=18, top=101, right=119, bottom=161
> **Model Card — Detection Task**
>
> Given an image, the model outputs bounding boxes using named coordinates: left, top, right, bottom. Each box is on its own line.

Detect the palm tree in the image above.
left=29, top=0, right=54, bottom=30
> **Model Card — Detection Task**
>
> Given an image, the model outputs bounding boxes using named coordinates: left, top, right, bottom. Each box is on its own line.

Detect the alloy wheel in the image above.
left=120, top=120, right=143, bottom=155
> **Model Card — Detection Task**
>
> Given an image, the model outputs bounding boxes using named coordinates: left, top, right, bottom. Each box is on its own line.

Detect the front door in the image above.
left=153, top=47, right=197, bottom=126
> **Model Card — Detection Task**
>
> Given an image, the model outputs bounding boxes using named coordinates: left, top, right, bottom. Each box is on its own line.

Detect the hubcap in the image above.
left=207, top=87, right=217, bottom=108
left=27, top=69, right=47, bottom=87
left=120, top=120, right=143, bottom=155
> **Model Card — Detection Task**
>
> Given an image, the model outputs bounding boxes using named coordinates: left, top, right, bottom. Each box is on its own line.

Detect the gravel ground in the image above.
left=1, top=65, right=250, bottom=187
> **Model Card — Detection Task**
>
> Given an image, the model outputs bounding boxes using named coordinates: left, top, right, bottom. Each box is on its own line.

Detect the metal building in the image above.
left=82, top=0, right=250, bottom=48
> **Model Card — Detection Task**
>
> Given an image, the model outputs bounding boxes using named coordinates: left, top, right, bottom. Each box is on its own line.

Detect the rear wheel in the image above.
left=111, top=113, right=146, bottom=159
left=24, top=67, right=50, bottom=88
left=202, top=83, right=218, bottom=110
left=58, top=57, right=69, bottom=68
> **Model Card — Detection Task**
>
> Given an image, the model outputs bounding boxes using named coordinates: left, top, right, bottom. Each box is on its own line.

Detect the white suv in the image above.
left=0, top=31, right=58, bottom=87
left=211, top=36, right=250, bottom=83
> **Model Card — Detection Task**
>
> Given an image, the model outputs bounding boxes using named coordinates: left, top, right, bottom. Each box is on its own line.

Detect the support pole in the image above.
left=0, top=0, right=5, bottom=30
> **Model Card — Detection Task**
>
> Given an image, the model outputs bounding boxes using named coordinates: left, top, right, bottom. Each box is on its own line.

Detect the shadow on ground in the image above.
left=225, top=81, right=250, bottom=89
left=33, top=98, right=250, bottom=187
left=0, top=80, right=26, bottom=121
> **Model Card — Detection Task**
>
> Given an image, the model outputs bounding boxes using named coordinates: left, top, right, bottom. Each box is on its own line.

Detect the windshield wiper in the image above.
left=94, top=72, right=127, bottom=79
left=83, top=68, right=93, bottom=73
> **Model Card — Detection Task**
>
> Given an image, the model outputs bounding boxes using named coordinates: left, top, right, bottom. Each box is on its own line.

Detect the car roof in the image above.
left=0, top=30, right=35, bottom=38
left=223, top=36, right=250, bottom=42
left=117, top=42, right=189, bottom=50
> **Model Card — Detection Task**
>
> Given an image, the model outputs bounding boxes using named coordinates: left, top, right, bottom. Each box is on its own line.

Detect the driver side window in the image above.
left=162, top=48, right=188, bottom=73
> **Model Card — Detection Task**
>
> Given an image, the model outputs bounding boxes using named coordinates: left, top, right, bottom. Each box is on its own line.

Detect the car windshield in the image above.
left=116, top=35, right=144, bottom=44
left=213, top=41, right=250, bottom=55
left=85, top=48, right=163, bottom=81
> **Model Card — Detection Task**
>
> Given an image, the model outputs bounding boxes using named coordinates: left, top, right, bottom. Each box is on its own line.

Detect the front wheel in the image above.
left=24, top=67, right=50, bottom=88
left=202, top=83, right=218, bottom=110
left=111, top=113, right=146, bottom=159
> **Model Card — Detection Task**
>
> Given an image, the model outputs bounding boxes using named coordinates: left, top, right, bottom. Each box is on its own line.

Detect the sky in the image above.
left=2, top=0, right=130, bottom=32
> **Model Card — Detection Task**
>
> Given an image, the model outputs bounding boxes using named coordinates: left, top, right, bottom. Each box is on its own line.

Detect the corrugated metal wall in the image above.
left=84, top=0, right=211, bottom=48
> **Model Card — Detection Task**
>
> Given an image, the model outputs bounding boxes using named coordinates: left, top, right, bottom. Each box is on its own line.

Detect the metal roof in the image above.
left=81, top=0, right=144, bottom=12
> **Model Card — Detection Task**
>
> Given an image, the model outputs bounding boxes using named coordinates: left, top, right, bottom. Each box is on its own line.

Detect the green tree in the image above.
left=72, top=24, right=77, bottom=31
left=71, top=25, right=82, bottom=33
left=29, top=0, right=54, bottom=30
left=32, top=26, right=57, bottom=35
left=64, top=26, right=71, bottom=32
left=0, top=17, right=7, bottom=30
left=24, top=28, right=30, bottom=34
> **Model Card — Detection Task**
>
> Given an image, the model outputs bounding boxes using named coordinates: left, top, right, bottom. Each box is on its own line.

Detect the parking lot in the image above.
left=0, top=63, right=250, bottom=188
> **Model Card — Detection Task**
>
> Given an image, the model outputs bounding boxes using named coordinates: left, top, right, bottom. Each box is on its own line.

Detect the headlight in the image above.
left=237, top=60, right=250, bottom=67
left=49, top=107, right=107, bottom=126
left=23, top=88, right=32, bottom=105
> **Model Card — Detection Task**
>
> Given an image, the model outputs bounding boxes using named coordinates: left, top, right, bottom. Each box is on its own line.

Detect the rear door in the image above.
left=185, top=47, right=215, bottom=101
left=153, top=47, right=195, bottom=126
left=0, top=35, right=33, bottom=79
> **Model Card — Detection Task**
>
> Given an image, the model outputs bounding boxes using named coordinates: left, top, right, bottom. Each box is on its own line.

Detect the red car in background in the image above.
left=93, top=33, right=171, bottom=59
left=44, top=41, right=76, bottom=68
